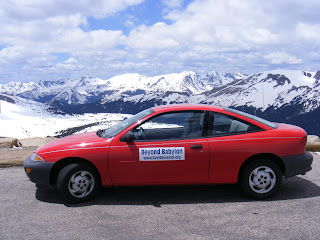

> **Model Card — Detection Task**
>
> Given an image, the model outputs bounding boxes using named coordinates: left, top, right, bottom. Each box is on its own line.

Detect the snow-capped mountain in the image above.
left=0, top=81, right=36, bottom=95
left=200, top=70, right=319, bottom=110
left=17, top=78, right=82, bottom=103
left=1, top=69, right=320, bottom=136
left=0, top=71, right=237, bottom=106
left=201, top=71, right=247, bottom=88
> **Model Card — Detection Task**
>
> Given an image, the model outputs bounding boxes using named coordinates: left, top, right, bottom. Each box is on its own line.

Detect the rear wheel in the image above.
left=240, top=159, right=282, bottom=199
left=57, top=163, right=100, bottom=203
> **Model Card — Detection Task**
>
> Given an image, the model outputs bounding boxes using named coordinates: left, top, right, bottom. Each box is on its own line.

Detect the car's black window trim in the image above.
left=207, top=129, right=264, bottom=138
left=122, top=110, right=207, bottom=142
left=225, top=107, right=278, bottom=129
left=120, top=110, right=265, bottom=142
left=206, top=111, right=264, bottom=138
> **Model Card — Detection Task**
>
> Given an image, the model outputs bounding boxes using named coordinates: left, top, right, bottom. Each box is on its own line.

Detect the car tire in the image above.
left=57, top=163, right=100, bottom=203
left=240, top=159, right=282, bottom=200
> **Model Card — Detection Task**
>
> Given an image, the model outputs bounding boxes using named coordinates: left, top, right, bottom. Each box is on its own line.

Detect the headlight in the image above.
left=31, top=153, right=45, bottom=162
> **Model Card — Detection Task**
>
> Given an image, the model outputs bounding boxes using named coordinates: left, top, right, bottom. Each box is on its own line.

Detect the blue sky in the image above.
left=0, top=0, right=320, bottom=83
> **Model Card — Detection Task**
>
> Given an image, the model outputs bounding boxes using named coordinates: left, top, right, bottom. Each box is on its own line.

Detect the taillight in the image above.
left=300, top=135, right=307, bottom=145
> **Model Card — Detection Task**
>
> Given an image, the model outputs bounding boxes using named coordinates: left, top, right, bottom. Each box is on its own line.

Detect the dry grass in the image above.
left=306, top=144, right=320, bottom=152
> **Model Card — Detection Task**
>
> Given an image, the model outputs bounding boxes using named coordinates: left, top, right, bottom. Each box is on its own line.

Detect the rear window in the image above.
left=225, top=108, right=278, bottom=129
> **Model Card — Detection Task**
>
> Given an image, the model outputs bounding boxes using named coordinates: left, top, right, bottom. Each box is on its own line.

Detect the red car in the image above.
left=24, top=104, right=313, bottom=203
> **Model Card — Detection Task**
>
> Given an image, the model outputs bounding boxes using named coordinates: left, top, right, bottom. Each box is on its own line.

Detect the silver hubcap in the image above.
left=249, top=166, right=276, bottom=194
left=68, top=171, right=95, bottom=198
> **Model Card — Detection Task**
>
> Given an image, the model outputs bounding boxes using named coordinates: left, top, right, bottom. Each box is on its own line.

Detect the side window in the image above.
left=207, top=112, right=261, bottom=136
left=132, top=111, right=205, bottom=141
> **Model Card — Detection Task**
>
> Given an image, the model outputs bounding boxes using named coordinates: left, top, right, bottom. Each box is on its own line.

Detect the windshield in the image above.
left=225, top=108, right=278, bottom=129
left=97, top=108, right=154, bottom=138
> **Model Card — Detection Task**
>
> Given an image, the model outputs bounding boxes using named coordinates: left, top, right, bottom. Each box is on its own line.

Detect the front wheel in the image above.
left=240, top=159, right=282, bottom=199
left=57, top=163, right=100, bottom=203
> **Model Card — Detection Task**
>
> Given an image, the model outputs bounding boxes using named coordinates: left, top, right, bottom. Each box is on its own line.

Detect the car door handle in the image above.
left=190, top=144, right=202, bottom=149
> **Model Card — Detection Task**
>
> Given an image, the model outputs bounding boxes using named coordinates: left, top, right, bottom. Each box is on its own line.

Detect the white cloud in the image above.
left=0, top=0, right=145, bottom=20
left=124, top=0, right=319, bottom=75
left=0, top=46, right=43, bottom=64
left=296, top=22, right=320, bottom=44
left=0, top=0, right=320, bottom=83
left=56, top=58, right=82, bottom=71
left=128, top=22, right=180, bottom=50
left=128, top=0, right=284, bottom=56
left=264, top=52, right=303, bottom=65
left=162, top=0, right=183, bottom=9
left=65, top=58, right=78, bottom=64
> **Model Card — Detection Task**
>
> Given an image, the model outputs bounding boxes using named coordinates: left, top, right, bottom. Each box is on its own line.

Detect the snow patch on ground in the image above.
left=0, top=97, right=129, bottom=138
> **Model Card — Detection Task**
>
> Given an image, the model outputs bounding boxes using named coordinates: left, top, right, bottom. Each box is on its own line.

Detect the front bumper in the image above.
left=281, top=151, right=313, bottom=178
left=23, top=156, right=55, bottom=185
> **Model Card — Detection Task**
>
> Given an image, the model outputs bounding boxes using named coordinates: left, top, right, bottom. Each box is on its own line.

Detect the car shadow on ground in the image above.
left=35, top=175, right=320, bottom=207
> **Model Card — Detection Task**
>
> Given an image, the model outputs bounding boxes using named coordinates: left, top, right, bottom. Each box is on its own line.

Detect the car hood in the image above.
left=36, top=131, right=113, bottom=154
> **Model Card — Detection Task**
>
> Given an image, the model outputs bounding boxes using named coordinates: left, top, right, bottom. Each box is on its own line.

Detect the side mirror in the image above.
left=123, top=131, right=135, bottom=142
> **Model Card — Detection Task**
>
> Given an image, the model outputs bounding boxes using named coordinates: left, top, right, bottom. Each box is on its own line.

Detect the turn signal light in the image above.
left=25, top=167, right=32, bottom=173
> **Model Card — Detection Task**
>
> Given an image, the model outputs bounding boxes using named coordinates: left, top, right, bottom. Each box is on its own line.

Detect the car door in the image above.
left=206, top=111, right=264, bottom=184
left=108, top=111, right=210, bottom=185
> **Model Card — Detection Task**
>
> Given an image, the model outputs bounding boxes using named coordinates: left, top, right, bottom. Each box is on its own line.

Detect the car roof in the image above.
left=152, top=104, right=224, bottom=112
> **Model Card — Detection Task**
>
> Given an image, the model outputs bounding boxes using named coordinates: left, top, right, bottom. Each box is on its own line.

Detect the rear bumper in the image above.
left=281, top=152, right=313, bottom=178
left=23, top=156, right=55, bottom=185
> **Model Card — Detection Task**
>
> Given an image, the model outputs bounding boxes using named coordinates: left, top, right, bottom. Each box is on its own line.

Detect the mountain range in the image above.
left=1, top=70, right=319, bottom=136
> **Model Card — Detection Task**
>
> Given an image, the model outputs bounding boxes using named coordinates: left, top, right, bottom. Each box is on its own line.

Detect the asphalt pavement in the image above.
left=0, top=153, right=320, bottom=240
